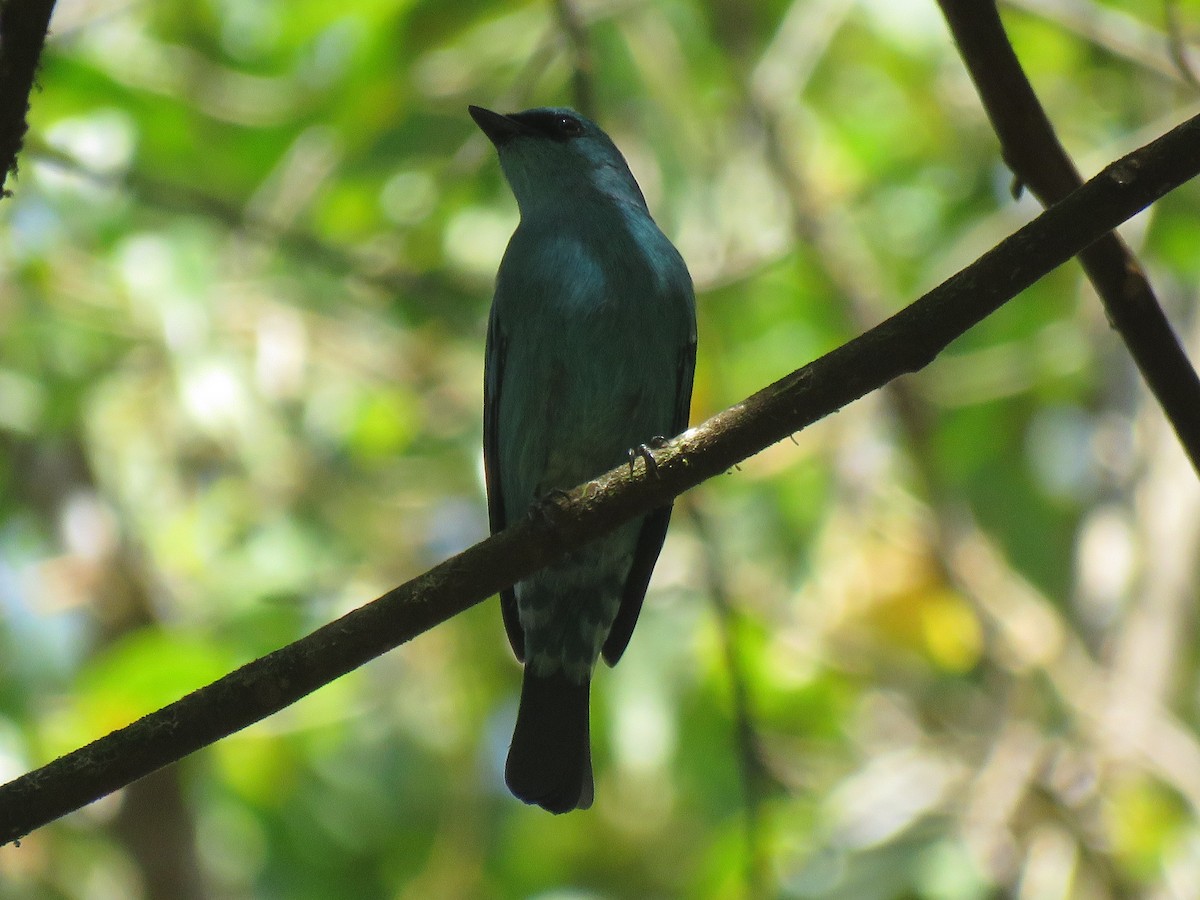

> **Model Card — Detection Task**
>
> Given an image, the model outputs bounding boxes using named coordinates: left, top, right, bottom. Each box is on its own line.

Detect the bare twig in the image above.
left=30, top=142, right=443, bottom=301
left=734, top=0, right=950, bottom=508
left=1, top=112, right=1199, bottom=844
left=951, top=524, right=1200, bottom=814
left=552, top=0, right=597, bottom=118
left=1005, top=0, right=1190, bottom=84
left=1165, top=0, right=1200, bottom=88
left=938, top=0, right=1200, bottom=477
left=685, top=499, right=771, bottom=895
left=1106, top=314, right=1200, bottom=772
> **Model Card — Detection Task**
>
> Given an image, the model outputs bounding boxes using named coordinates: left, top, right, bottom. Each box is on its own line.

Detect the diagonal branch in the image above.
left=2, top=111, right=1200, bottom=845
left=0, top=0, right=57, bottom=194
left=938, top=0, right=1200, bottom=476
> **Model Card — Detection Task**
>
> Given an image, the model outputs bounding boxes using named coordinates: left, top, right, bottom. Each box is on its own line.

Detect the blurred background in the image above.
left=1, top=0, right=1199, bottom=897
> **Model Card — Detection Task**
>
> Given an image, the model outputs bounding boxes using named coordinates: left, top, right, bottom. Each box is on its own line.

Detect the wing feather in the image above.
left=601, top=311, right=697, bottom=665
left=484, top=307, right=525, bottom=660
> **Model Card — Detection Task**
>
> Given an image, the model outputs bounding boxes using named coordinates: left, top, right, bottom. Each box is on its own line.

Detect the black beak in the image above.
left=469, top=105, right=527, bottom=147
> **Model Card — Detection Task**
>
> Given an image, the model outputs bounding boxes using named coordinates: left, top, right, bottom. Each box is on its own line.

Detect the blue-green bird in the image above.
left=471, top=105, right=697, bottom=813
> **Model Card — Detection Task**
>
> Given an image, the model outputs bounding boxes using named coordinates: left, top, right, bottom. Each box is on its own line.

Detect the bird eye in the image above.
left=556, top=115, right=584, bottom=137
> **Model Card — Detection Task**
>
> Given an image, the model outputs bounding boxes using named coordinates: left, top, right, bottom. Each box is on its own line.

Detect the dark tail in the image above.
left=505, top=667, right=593, bottom=813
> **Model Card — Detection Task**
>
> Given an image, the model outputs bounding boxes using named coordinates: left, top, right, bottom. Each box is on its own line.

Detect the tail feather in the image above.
left=505, top=668, right=593, bottom=813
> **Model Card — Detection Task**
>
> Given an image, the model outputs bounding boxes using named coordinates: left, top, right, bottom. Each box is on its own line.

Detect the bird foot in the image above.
left=627, top=436, right=669, bottom=479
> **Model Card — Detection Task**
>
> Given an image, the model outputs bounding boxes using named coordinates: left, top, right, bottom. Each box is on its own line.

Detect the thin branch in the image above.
left=938, top=0, right=1200, bottom=477
left=684, top=499, right=771, bottom=895
left=552, top=0, right=597, bottom=119
left=951, top=522, right=1200, bottom=815
left=29, top=142, right=437, bottom=301
left=1, top=113, right=1199, bottom=844
left=0, top=0, right=57, bottom=194
left=1165, top=0, right=1200, bottom=88
left=1106, top=314, right=1200, bottom=773
left=1005, top=0, right=1190, bottom=84
left=728, top=1, right=951, bottom=509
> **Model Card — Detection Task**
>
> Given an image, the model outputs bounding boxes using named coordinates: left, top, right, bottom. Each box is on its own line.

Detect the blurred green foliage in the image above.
left=2, top=0, right=1200, bottom=897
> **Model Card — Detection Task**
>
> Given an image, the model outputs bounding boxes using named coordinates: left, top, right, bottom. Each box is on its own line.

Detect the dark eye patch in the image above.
left=508, top=110, right=586, bottom=142
left=554, top=115, right=584, bottom=137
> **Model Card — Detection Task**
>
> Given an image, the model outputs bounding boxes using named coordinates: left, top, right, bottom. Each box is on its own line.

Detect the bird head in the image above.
left=469, top=105, right=648, bottom=218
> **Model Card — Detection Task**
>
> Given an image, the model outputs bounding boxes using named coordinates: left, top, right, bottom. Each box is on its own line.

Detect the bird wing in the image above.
left=484, top=306, right=525, bottom=661
left=601, top=322, right=697, bottom=666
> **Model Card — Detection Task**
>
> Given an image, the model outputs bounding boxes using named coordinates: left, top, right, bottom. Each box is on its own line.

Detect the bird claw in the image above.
left=627, top=436, right=668, bottom=479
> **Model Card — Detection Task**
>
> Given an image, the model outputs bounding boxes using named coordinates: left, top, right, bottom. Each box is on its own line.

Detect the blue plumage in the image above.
left=472, top=105, right=696, bottom=813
